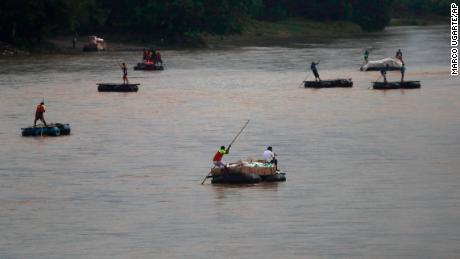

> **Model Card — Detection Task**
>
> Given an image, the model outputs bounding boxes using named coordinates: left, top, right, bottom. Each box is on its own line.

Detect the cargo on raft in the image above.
left=97, top=83, right=139, bottom=92
left=82, top=36, right=106, bottom=52
left=21, top=123, right=71, bottom=137
left=134, top=61, right=164, bottom=71
left=360, top=57, right=403, bottom=71
left=304, top=79, right=353, bottom=88
left=209, top=160, right=286, bottom=184
left=372, top=81, right=421, bottom=89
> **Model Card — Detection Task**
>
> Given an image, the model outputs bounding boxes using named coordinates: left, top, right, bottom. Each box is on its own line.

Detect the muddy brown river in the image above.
left=1, top=25, right=459, bottom=258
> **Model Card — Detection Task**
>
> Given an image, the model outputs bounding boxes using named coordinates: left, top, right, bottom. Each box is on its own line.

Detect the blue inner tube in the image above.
left=211, top=173, right=262, bottom=184
left=54, top=123, right=71, bottom=135
left=22, top=126, right=60, bottom=136
left=261, top=173, right=286, bottom=182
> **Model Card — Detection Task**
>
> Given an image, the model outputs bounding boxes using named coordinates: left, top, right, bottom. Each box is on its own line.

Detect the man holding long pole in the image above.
left=201, top=120, right=249, bottom=184
left=212, top=145, right=230, bottom=168
left=34, top=101, right=47, bottom=127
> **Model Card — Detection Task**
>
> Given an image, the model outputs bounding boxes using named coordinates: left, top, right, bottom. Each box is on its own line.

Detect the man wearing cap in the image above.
left=212, top=145, right=230, bottom=168
left=34, top=101, right=47, bottom=127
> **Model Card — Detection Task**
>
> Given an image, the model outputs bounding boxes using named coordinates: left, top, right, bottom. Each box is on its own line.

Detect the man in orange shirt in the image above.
left=34, top=101, right=47, bottom=127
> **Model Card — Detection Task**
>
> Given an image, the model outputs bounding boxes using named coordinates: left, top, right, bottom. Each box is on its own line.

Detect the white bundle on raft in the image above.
left=361, top=57, right=403, bottom=71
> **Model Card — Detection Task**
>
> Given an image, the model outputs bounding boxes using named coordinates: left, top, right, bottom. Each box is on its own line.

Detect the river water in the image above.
left=1, top=25, right=459, bottom=258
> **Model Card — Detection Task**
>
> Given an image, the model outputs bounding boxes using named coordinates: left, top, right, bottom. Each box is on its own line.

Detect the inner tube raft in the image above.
left=134, top=62, right=164, bottom=71
left=372, top=81, right=421, bottom=89
left=304, top=79, right=353, bottom=88
left=211, top=172, right=286, bottom=184
left=54, top=123, right=71, bottom=134
left=209, top=161, right=286, bottom=184
left=21, top=123, right=71, bottom=137
left=97, top=83, right=139, bottom=92
left=211, top=173, right=262, bottom=184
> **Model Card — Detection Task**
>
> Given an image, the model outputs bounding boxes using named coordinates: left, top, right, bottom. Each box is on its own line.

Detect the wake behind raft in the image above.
left=21, top=123, right=71, bottom=137
left=207, top=160, right=286, bottom=184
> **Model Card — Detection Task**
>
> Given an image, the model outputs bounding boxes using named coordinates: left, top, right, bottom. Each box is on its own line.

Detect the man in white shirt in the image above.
left=263, top=146, right=278, bottom=171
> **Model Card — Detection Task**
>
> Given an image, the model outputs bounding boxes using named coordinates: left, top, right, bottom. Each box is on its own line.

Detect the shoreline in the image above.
left=1, top=17, right=448, bottom=56
left=201, top=18, right=362, bottom=47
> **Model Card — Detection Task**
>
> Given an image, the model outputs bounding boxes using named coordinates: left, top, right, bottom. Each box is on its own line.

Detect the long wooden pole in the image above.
left=298, top=73, right=311, bottom=88
left=227, top=120, right=250, bottom=148
left=201, top=120, right=250, bottom=185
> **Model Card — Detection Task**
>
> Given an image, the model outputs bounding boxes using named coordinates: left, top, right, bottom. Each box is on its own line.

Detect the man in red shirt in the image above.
left=34, top=101, right=47, bottom=127
left=212, top=145, right=230, bottom=168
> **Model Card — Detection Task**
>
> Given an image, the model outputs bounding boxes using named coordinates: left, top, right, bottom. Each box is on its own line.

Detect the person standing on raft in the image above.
left=396, top=49, right=405, bottom=64
left=310, top=61, right=321, bottom=82
left=34, top=101, right=47, bottom=127
left=380, top=64, right=389, bottom=83
left=155, top=51, right=163, bottom=66
left=263, top=146, right=278, bottom=171
left=119, top=63, right=129, bottom=84
left=212, top=145, right=230, bottom=168
left=400, top=63, right=406, bottom=82
left=396, top=49, right=403, bottom=60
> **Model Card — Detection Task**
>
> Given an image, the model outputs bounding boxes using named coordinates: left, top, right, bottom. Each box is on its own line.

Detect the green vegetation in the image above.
left=258, top=0, right=393, bottom=32
left=392, top=0, right=458, bottom=17
left=203, top=18, right=361, bottom=45
left=0, top=0, right=455, bottom=49
left=390, top=0, right=458, bottom=26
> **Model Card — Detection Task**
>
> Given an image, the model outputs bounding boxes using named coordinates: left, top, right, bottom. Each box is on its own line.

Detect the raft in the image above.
left=304, top=79, right=353, bottom=88
left=209, top=161, right=286, bottom=184
left=372, top=81, right=421, bottom=89
left=211, top=173, right=262, bottom=184
left=21, top=123, right=71, bottom=137
left=134, top=62, right=164, bottom=71
left=97, top=83, right=139, bottom=92
left=54, top=123, right=71, bottom=135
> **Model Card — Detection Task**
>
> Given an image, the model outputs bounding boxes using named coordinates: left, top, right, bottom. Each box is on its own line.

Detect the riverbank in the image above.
left=0, top=41, right=29, bottom=56
left=1, top=18, right=363, bottom=55
left=1, top=16, right=447, bottom=55
left=390, top=14, right=448, bottom=26
left=47, top=18, right=364, bottom=51
left=202, top=18, right=362, bottom=46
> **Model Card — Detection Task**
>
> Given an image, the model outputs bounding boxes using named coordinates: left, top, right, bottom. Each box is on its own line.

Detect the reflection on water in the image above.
left=1, top=25, right=460, bottom=258
left=211, top=183, right=281, bottom=200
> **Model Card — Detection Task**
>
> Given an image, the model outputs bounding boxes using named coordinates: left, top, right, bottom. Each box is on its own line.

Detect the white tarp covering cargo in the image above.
left=361, top=57, right=403, bottom=71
